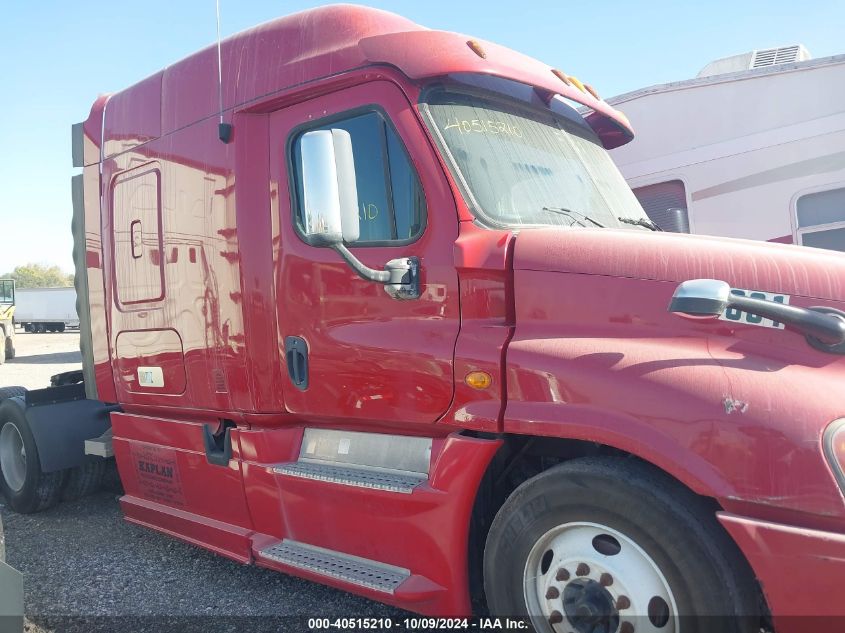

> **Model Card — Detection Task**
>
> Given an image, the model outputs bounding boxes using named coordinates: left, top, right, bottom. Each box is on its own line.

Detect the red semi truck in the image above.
left=1, top=5, right=845, bottom=632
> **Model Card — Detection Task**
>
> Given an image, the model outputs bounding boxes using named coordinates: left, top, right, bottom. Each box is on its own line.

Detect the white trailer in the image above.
left=14, top=287, right=79, bottom=333
left=607, top=45, right=845, bottom=252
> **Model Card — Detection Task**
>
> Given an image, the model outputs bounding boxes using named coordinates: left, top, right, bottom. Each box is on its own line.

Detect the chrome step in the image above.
left=274, top=461, right=425, bottom=493
left=260, top=540, right=410, bottom=594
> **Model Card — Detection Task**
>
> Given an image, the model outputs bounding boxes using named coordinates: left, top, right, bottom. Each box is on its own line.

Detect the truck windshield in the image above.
left=421, top=88, right=650, bottom=230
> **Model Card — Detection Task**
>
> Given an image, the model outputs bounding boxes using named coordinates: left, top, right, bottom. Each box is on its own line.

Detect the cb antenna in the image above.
left=216, top=0, right=232, bottom=143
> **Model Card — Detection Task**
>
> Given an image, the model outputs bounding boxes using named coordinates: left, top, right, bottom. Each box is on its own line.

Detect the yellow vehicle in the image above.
left=0, top=280, right=16, bottom=364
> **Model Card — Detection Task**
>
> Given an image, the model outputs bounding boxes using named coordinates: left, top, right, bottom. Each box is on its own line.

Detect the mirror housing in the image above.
left=299, top=129, right=360, bottom=246
left=668, top=279, right=731, bottom=317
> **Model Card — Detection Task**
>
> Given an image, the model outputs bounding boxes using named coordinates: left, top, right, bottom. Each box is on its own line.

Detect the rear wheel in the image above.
left=0, top=398, right=66, bottom=513
left=0, top=387, right=27, bottom=401
left=62, top=458, right=106, bottom=501
left=484, top=457, right=760, bottom=633
left=5, top=335, right=14, bottom=360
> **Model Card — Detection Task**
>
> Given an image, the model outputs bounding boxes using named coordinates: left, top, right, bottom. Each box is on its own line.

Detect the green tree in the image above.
left=1, top=263, right=74, bottom=288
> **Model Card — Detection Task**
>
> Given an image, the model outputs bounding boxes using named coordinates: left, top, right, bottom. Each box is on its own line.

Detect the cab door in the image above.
left=268, top=80, right=460, bottom=427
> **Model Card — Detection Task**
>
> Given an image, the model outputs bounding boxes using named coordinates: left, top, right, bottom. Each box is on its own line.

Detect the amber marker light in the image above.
left=552, top=69, right=571, bottom=85
left=568, top=76, right=587, bottom=93
left=465, top=371, right=493, bottom=390
left=467, top=40, right=487, bottom=59
left=584, top=83, right=602, bottom=100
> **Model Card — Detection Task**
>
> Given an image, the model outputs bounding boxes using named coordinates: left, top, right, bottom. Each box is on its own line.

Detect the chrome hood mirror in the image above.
left=669, top=278, right=845, bottom=353
left=668, top=279, right=731, bottom=317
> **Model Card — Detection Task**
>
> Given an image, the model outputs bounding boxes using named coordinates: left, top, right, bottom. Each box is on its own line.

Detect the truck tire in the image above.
left=62, top=458, right=106, bottom=501
left=0, top=399, right=67, bottom=513
left=0, top=387, right=27, bottom=402
left=5, top=335, right=14, bottom=360
left=0, top=336, right=5, bottom=365
left=484, top=457, right=760, bottom=633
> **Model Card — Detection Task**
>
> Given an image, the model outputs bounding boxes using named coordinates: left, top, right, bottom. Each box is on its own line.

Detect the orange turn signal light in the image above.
left=568, top=75, right=587, bottom=93
left=465, top=371, right=493, bottom=390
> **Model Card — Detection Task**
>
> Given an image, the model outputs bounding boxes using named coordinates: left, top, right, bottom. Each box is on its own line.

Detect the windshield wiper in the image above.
left=543, top=206, right=605, bottom=228
left=618, top=216, right=662, bottom=231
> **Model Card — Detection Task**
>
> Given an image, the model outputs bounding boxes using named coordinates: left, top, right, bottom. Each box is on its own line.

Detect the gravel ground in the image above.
left=1, top=330, right=82, bottom=390
left=1, top=493, right=406, bottom=633
left=0, top=330, right=408, bottom=632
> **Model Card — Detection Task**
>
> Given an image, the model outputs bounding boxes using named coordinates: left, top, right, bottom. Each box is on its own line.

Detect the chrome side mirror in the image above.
left=668, top=279, right=731, bottom=317
left=299, top=129, right=360, bottom=246
left=296, top=129, right=420, bottom=301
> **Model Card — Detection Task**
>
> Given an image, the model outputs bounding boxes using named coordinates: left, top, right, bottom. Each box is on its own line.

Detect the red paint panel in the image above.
left=112, top=413, right=253, bottom=533
left=269, top=80, right=460, bottom=426
left=94, top=6, right=631, bottom=157
left=121, top=496, right=253, bottom=564
left=243, top=432, right=501, bottom=616
left=719, top=513, right=845, bottom=625
left=100, top=116, right=250, bottom=413
left=506, top=267, right=845, bottom=519
left=103, top=72, right=162, bottom=157
left=359, top=30, right=632, bottom=147
left=114, top=329, right=186, bottom=396
left=443, top=225, right=515, bottom=432
left=513, top=227, right=845, bottom=302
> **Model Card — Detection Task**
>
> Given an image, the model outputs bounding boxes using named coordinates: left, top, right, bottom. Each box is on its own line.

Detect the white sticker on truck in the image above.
left=718, top=288, right=790, bottom=330
left=137, top=366, right=165, bottom=388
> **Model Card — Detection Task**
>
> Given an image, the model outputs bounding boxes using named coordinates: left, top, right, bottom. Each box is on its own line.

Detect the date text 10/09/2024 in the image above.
left=307, top=618, right=530, bottom=630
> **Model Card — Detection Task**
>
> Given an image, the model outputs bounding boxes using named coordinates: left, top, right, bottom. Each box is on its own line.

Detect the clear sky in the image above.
left=1, top=0, right=842, bottom=275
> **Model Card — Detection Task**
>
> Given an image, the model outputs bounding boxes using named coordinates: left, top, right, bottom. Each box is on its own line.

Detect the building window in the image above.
left=796, top=187, right=845, bottom=253
left=292, top=111, right=426, bottom=245
left=631, top=180, right=690, bottom=233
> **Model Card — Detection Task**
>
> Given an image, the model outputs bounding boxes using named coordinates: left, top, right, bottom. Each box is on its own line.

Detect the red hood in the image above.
left=514, top=228, right=845, bottom=302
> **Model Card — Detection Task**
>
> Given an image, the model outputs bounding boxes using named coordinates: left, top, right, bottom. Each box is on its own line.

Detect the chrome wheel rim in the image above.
left=0, top=422, right=27, bottom=492
left=523, top=521, right=679, bottom=633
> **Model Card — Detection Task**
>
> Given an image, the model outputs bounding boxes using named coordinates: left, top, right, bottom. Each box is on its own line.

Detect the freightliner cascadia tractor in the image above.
left=1, top=6, right=845, bottom=632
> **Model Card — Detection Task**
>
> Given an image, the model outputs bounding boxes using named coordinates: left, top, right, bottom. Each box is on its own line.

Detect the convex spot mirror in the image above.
left=298, top=129, right=361, bottom=246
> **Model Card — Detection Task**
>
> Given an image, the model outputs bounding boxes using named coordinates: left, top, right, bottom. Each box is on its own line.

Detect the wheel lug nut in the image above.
left=575, top=563, right=590, bottom=576
left=555, top=568, right=570, bottom=582
left=549, top=610, right=564, bottom=625
left=620, top=622, right=634, bottom=633
left=616, top=595, right=631, bottom=610
left=600, top=572, right=613, bottom=586
left=546, top=586, right=560, bottom=599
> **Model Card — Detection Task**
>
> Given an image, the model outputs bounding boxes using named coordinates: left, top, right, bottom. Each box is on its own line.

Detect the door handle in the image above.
left=284, top=336, right=309, bottom=391
left=130, top=220, right=143, bottom=258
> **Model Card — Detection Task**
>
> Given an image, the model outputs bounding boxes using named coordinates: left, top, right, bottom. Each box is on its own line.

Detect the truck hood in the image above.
left=513, top=228, right=845, bottom=302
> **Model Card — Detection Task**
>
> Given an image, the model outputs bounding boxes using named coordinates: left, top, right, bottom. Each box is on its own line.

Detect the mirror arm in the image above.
left=332, top=243, right=391, bottom=283
left=331, top=244, right=420, bottom=301
left=728, top=295, right=845, bottom=346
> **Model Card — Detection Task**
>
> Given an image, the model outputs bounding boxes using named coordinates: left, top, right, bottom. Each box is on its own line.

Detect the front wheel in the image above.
left=484, top=457, right=760, bottom=633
